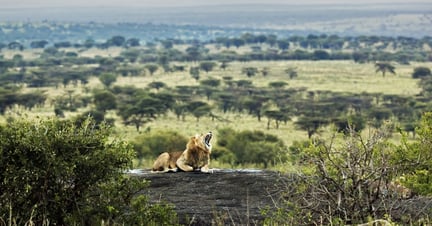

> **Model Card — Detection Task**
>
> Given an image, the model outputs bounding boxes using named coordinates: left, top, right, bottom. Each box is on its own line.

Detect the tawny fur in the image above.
left=152, top=133, right=212, bottom=173
left=152, top=151, right=183, bottom=172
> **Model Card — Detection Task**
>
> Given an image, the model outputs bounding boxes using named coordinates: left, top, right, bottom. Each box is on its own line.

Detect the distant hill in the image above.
left=0, top=3, right=431, bottom=38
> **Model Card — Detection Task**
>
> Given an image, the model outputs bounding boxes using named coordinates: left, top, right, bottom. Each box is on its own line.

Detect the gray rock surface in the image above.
left=130, top=169, right=288, bottom=225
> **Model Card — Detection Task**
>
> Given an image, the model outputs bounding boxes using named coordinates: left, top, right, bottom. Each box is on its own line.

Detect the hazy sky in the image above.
left=4, top=0, right=431, bottom=8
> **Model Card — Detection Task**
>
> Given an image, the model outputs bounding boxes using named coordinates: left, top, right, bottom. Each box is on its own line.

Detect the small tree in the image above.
left=261, top=67, right=270, bottom=76
left=145, top=64, right=159, bottom=75
left=190, top=66, right=200, bottom=81
left=295, top=116, right=329, bottom=138
left=187, top=101, right=212, bottom=122
left=99, top=73, right=117, bottom=88
left=199, top=61, right=217, bottom=73
left=268, top=81, right=288, bottom=89
left=148, top=81, right=167, bottom=91
left=285, top=67, right=298, bottom=79
left=93, top=89, right=117, bottom=112
left=242, top=67, right=259, bottom=78
left=375, top=62, right=396, bottom=77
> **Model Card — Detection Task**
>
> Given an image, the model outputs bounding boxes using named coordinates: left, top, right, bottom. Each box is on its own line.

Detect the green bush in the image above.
left=0, top=117, right=178, bottom=225
left=412, top=66, right=431, bottom=79
left=397, top=112, right=432, bottom=195
left=216, top=128, right=288, bottom=168
left=131, top=130, right=188, bottom=161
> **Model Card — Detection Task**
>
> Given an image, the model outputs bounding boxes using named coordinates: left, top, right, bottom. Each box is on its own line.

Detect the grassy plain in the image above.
left=3, top=47, right=431, bottom=168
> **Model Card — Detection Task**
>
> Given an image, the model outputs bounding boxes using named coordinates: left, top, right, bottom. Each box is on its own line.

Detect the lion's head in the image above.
left=187, top=132, right=212, bottom=150
left=185, top=132, right=212, bottom=167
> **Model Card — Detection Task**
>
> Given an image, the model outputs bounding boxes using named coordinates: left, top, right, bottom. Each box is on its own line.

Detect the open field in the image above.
left=3, top=55, right=429, bottom=169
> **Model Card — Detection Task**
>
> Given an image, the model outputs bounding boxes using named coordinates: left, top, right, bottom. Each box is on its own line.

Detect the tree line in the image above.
left=1, top=56, right=432, bottom=138
left=2, top=32, right=431, bottom=64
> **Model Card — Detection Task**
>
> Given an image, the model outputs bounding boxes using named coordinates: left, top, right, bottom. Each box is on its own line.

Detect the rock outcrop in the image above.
left=130, top=169, right=288, bottom=225
left=129, top=169, right=432, bottom=225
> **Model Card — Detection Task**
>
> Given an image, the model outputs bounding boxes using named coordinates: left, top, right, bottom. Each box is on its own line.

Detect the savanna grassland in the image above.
left=1, top=15, right=432, bottom=224
left=2, top=44, right=430, bottom=170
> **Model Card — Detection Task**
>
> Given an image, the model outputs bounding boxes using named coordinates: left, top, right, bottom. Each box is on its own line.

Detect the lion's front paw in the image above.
left=201, top=167, right=213, bottom=174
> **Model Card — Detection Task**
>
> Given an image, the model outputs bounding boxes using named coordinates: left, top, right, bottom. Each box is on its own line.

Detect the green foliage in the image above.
left=268, top=81, right=288, bottom=89
left=0, top=117, right=177, bottom=225
left=189, top=66, right=200, bottom=81
left=216, top=128, right=288, bottom=168
left=145, top=63, right=159, bottom=75
left=412, top=66, right=431, bottom=79
left=131, top=130, right=188, bottom=160
left=199, top=61, right=217, bottom=73
left=284, top=67, right=298, bottom=79
left=148, top=81, right=166, bottom=90
left=241, top=67, right=259, bottom=77
left=99, top=73, right=117, bottom=88
left=396, top=112, right=432, bottom=195
left=200, top=78, right=221, bottom=87
left=107, top=35, right=126, bottom=47
left=117, top=90, right=170, bottom=131
left=187, top=101, right=212, bottom=122
left=93, top=89, right=117, bottom=112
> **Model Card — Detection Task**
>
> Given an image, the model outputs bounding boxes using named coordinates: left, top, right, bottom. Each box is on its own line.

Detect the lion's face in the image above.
left=189, top=131, right=213, bottom=152
left=203, top=131, right=212, bottom=150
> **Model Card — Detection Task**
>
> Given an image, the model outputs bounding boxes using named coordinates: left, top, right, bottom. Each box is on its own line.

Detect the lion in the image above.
left=152, top=132, right=213, bottom=173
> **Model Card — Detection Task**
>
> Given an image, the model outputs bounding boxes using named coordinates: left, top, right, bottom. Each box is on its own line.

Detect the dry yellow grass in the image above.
left=115, top=60, right=424, bottom=96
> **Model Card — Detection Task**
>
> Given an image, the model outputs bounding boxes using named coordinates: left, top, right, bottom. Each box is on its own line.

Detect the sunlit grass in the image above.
left=3, top=52, right=430, bottom=170
left=116, top=60, right=424, bottom=96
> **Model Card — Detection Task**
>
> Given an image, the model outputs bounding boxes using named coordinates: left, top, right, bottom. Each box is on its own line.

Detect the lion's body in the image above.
left=151, top=151, right=183, bottom=172
left=152, top=132, right=212, bottom=173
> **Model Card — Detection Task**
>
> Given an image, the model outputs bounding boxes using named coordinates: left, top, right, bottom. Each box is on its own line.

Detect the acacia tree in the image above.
left=199, top=61, right=217, bottom=73
left=118, top=96, right=164, bottom=131
left=145, top=64, right=159, bottom=75
left=187, top=101, right=212, bottom=122
left=242, top=67, right=259, bottom=77
left=375, top=62, right=396, bottom=77
left=190, top=66, right=200, bottom=81
left=93, top=89, right=117, bottom=112
left=99, top=73, right=117, bottom=88
left=264, top=110, right=289, bottom=129
left=295, top=116, right=329, bottom=138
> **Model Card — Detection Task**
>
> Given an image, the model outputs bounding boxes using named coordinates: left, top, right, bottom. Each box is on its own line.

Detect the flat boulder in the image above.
left=130, top=169, right=287, bottom=225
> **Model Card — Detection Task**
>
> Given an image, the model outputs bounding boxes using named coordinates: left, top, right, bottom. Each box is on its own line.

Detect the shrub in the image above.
left=216, top=128, right=288, bottom=168
left=0, top=117, right=178, bottom=225
left=396, top=112, right=432, bottom=195
left=412, top=66, right=431, bottom=79
left=131, top=130, right=188, bottom=161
